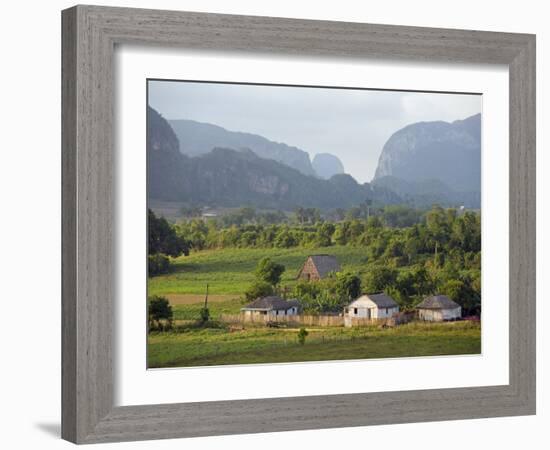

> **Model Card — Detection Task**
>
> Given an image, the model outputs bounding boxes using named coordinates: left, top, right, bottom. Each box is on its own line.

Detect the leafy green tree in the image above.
left=245, top=280, right=274, bottom=301
left=383, top=236, right=405, bottom=259
left=292, top=281, right=321, bottom=311
left=367, top=233, right=389, bottom=260
left=316, top=222, right=335, bottom=247
left=308, top=208, right=321, bottom=224
left=255, top=257, right=285, bottom=286
left=441, top=278, right=480, bottom=315
left=349, top=220, right=366, bottom=242
left=294, top=207, right=320, bottom=224
left=219, top=225, right=241, bottom=247
left=410, top=266, right=434, bottom=295
left=148, top=209, right=190, bottom=257
left=315, top=290, right=344, bottom=312
left=470, top=271, right=482, bottom=300
left=425, top=205, right=453, bottom=255
left=147, top=296, right=173, bottom=330
left=404, top=228, right=420, bottom=263
left=239, top=230, right=258, bottom=247
left=274, top=227, right=297, bottom=248
left=451, top=212, right=481, bottom=252
left=148, top=253, right=171, bottom=276
left=334, top=271, right=361, bottom=302
left=363, top=266, right=397, bottom=293
left=175, top=218, right=209, bottom=250
left=294, top=207, right=306, bottom=224
left=333, top=222, right=350, bottom=245
left=292, top=280, right=344, bottom=313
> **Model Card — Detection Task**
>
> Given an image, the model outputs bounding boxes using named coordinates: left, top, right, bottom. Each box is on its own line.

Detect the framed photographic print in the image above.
left=62, top=5, right=536, bottom=444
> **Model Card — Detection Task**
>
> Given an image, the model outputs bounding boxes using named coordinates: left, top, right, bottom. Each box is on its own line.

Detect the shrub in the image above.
left=297, top=327, right=309, bottom=345
left=148, top=295, right=173, bottom=330
left=148, top=253, right=171, bottom=276
left=199, top=307, right=210, bottom=324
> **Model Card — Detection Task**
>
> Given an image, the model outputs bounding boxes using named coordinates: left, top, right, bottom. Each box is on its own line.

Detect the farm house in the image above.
left=416, top=295, right=462, bottom=321
left=344, top=293, right=399, bottom=326
left=241, top=296, right=300, bottom=318
left=297, top=254, right=341, bottom=281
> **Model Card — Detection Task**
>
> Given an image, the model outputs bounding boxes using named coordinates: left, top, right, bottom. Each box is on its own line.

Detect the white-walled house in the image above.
left=416, top=295, right=462, bottom=321
left=344, top=293, right=399, bottom=326
left=241, top=296, right=300, bottom=318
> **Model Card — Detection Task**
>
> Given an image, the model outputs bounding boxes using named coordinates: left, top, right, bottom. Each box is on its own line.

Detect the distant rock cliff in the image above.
left=374, top=114, right=481, bottom=193
left=312, top=153, right=345, bottom=179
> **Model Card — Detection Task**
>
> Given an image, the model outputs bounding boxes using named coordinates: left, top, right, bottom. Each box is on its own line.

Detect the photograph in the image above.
left=146, top=79, right=482, bottom=369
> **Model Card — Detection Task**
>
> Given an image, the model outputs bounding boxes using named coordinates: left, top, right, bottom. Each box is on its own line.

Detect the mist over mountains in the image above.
left=148, top=106, right=481, bottom=210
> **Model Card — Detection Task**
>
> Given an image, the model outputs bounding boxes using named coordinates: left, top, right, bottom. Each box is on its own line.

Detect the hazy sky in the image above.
left=148, top=80, right=481, bottom=183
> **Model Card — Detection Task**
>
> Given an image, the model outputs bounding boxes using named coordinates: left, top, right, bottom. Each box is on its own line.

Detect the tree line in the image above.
left=170, top=205, right=479, bottom=257
left=148, top=206, right=481, bottom=315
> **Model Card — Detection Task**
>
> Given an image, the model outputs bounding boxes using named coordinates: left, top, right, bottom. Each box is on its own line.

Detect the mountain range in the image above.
left=149, top=107, right=481, bottom=210
left=148, top=107, right=400, bottom=209
left=169, top=118, right=325, bottom=177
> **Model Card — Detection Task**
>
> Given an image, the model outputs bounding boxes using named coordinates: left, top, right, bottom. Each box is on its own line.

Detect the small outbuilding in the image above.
left=298, top=254, right=341, bottom=281
left=241, top=296, right=300, bottom=318
left=344, top=293, right=399, bottom=326
left=416, top=295, right=462, bottom=322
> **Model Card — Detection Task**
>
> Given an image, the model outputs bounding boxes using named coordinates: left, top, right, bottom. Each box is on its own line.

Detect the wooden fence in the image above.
left=220, top=313, right=345, bottom=327
left=219, top=311, right=416, bottom=328
left=220, top=313, right=415, bottom=327
left=345, top=311, right=415, bottom=328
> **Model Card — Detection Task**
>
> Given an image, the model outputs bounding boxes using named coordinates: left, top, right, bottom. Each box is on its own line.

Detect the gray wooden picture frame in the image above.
left=61, top=5, right=536, bottom=444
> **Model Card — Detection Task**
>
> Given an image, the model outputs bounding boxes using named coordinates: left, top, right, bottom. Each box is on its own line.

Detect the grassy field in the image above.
left=148, top=321, right=481, bottom=368
left=147, top=246, right=481, bottom=368
left=166, top=294, right=240, bottom=304
left=148, top=245, right=370, bottom=296
left=172, top=300, right=243, bottom=321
